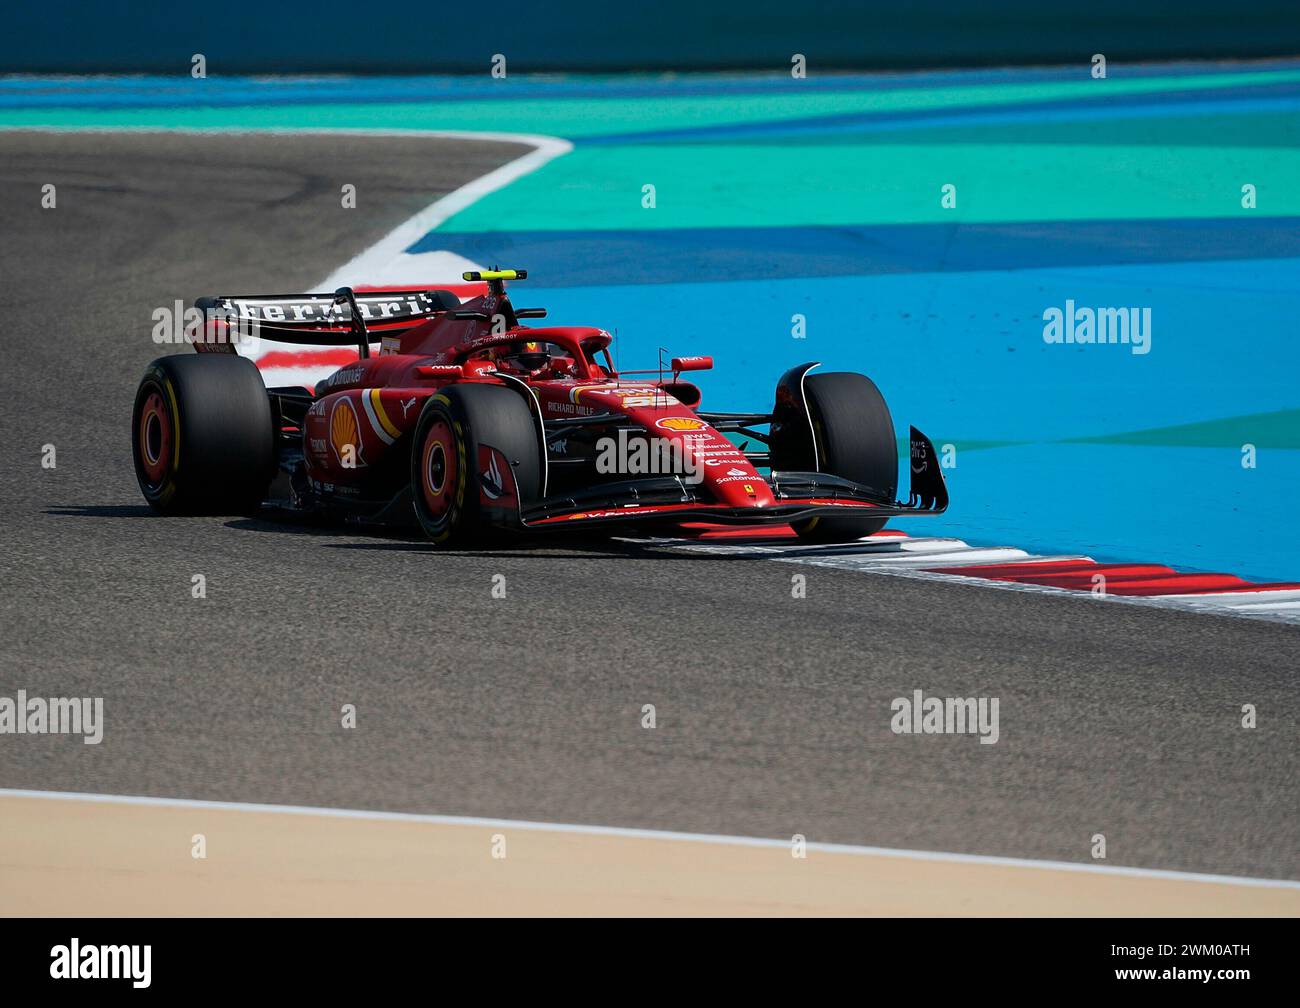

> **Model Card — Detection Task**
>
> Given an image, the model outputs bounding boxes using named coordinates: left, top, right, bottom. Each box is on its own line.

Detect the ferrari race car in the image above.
left=132, top=269, right=948, bottom=545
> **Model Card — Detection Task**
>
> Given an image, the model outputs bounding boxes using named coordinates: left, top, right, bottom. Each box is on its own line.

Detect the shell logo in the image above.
left=330, top=397, right=365, bottom=467
left=656, top=416, right=707, bottom=432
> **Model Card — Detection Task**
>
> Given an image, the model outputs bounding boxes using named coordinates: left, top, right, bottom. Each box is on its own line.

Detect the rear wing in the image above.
left=194, top=287, right=461, bottom=357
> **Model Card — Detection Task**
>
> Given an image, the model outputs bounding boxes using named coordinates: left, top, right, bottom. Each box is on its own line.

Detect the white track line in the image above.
left=261, top=130, right=573, bottom=385
left=310, top=130, right=572, bottom=290
left=6, top=125, right=571, bottom=387
left=4, top=788, right=1296, bottom=890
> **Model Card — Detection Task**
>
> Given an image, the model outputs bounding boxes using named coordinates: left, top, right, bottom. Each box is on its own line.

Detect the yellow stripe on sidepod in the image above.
left=368, top=388, right=402, bottom=440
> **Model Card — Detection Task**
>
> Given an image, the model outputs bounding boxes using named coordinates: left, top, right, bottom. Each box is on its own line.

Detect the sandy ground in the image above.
left=3, top=794, right=1296, bottom=917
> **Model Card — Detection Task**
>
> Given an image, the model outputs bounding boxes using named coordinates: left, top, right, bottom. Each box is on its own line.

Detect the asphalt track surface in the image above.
left=1, top=132, right=1296, bottom=883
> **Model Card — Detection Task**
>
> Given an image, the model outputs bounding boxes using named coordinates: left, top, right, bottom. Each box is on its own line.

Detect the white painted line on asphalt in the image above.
left=1160, top=589, right=1300, bottom=607
left=1231, top=600, right=1300, bottom=612
left=3, top=788, right=1297, bottom=890
left=5, top=125, right=572, bottom=388
left=311, top=130, right=572, bottom=290
left=826, top=547, right=1036, bottom=567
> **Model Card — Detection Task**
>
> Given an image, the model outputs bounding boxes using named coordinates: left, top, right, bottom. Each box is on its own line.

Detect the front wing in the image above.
left=520, top=426, right=949, bottom=530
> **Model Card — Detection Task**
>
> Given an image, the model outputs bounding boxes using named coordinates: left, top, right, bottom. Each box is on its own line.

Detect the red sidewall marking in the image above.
left=139, top=389, right=171, bottom=487
left=421, top=417, right=456, bottom=521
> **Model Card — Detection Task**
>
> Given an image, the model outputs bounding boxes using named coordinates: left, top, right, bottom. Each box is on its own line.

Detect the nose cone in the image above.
left=595, top=395, right=777, bottom=508
left=700, top=455, right=775, bottom=507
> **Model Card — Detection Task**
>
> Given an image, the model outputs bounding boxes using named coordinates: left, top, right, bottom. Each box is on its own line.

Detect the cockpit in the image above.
left=463, top=335, right=613, bottom=380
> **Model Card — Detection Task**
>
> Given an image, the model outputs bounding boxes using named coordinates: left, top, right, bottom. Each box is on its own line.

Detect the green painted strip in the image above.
left=788, top=109, right=1300, bottom=149
left=5, top=70, right=1297, bottom=235
left=435, top=141, right=1300, bottom=232
left=3, top=67, right=1298, bottom=138
left=1064, top=408, right=1300, bottom=448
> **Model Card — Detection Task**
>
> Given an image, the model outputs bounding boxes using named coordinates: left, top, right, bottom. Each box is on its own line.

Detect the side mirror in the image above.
left=671, top=356, right=713, bottom=373
left=414, top=364, right=464, bottom=380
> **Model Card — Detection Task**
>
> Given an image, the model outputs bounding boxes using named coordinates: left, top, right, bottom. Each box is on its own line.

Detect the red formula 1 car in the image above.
left=132, top=269, right=947, bottom=545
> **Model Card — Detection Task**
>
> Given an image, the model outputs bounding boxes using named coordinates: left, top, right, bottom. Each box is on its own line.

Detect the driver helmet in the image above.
left=501, top=340, right=550, bottom=372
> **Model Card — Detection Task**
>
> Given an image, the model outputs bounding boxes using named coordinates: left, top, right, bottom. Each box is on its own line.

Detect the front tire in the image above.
left=131, top=354, right=275, bottom=515
left=410, top=384, right=542, bottom=546
left=775, top=371, right=898, bottom=543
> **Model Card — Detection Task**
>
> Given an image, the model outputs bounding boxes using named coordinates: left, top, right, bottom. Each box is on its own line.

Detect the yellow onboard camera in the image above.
left=462, top=269, right=526, bottom=282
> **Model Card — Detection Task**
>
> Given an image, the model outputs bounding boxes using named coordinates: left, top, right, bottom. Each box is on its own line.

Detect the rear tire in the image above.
left=777, top=372, right=898, bottom=543
left=410, top=384, right=542, bottom=546
left=131, top=354, right=275, bottom=515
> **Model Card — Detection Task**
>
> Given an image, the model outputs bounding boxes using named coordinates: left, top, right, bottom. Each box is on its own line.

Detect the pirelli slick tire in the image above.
left=132, top=353, right=275, bottom=515
left=784, top=372, right=898, bottom=544
left=410, top=384, right=542, bottom=546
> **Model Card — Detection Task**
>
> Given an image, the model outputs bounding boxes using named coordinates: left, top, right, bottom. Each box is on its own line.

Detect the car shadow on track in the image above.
left=48, top=504, right=754, bottom=563
left=218, top=508, right=712, bottom=559
left=46, top=505, right=156, bottom=519
left=216, top=512, right=657, bottom=560
left=47, top=504, right=416, bottom=542
left=48, top=504, right=394, bottom=538
left=314, top=535, right=675, bottom=561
